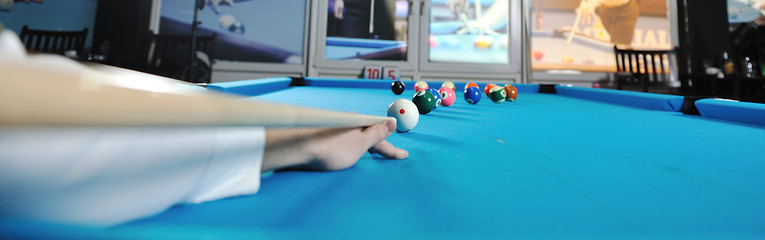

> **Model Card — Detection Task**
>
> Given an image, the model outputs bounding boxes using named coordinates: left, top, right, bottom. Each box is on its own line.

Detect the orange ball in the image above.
left=484, top=83, right=497, bottom=97
left=474, top=35, right=494, bottom=49
left=464, top=82, right=479, bottom=91
left=504, top=84, right=518, bottom=102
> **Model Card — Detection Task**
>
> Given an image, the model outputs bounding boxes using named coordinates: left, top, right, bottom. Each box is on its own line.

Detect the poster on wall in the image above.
left=530, top=0, right=672, bottom=72
left=325, top=0, right=410, bottom=61
left=159, top=0, right=305, bottom=64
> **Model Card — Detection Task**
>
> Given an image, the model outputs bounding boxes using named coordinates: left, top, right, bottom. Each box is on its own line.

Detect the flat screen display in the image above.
left=325, top=0, right=410, bottom=61
left=160, top=0, right=306, bottom=64
left=530, top=0, right=672, bottom=72
left=428, top=0, right=510, bottom=64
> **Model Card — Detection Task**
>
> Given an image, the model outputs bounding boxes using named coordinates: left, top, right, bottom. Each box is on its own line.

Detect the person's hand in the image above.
left=262, top=119, right=408, bottom=172
left=334, top=0, right=345, bottom=20
left=306, top=119, right=407, bottom=171
left=576, top=0, right=599, bottom=25
left=755, top=0, right=765, bottom=10
left=447, top=0, right=467, bottom=18
left=455, top=0, right=508, bottom=35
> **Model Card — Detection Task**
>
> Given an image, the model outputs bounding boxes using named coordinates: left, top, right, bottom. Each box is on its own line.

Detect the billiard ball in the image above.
left=562, top=55, right=574, bottom=64
left=414, top=81, right=429, bottom=92
left=532, top=48, right=544, bottom=61
left=474, top=35, right=493, bottom=49
left=427, top=88, right=442, bottom=109
left=387, top=99, right=419, bottom=132
left=592, top=82, right=600, bottom=88
left=464, top=87, right=481, bottom=104
left=219, top=14, right=245, bottom=34
left=412, top=90, right=436, bottom=114
left=503, top=84, right=518, bottom=102
left=391, top=81, right=405, bottom=95
left=484, top=83, right=497, bottom=97
left=438, top=87, right=456, bottom=107
left=489, top=86, right=507, bottom=103
left=429, top=34, right=439, bottom=48
left=464, top=82, right=479, bottom=91
left=441, top=81, right=455, bottom=92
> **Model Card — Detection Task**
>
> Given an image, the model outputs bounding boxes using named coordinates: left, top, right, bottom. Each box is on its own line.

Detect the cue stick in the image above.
left=566, top=6, right=581, bottom=45
left=369, top=0, right=375, bottom=34
left=475, top=0, right=482, bottom=19
left=0, top=54, right=392, bottom=127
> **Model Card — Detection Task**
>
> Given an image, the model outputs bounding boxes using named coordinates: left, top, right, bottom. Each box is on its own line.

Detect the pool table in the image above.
left=429, top=33, right=509, bottom=64
left=530, top=31, right=617, bottom=72
left=2, top=77, right=765, bottom=239
left=325, top=37, right=407, bottom=60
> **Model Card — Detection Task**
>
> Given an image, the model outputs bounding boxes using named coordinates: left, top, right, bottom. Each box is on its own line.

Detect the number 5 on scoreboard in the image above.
left=382, top=67, right=399, bottom=81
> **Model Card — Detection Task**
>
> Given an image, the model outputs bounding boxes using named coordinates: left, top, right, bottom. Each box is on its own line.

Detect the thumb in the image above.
left=361, top=119, right=396, bottom=148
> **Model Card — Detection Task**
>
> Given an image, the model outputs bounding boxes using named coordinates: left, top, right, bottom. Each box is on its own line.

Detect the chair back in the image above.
left=18, top=25, right=88, bottom=55
left=144, top=31, right=217, bottom=83
left=614, top=46, right=678, bottom=93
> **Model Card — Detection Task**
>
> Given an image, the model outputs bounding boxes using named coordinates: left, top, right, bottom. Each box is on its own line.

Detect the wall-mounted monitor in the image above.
left=530, top=0, right=673, bottom=73
left=325, top=0, right=410, bottom=61
left=157, top=0, right=306, bottom=64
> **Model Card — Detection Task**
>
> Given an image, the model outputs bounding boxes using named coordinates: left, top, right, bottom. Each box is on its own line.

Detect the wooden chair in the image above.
left=613, top=46, right=679, bottom=94
left=143, top=31, right=217, bottom=84
left=18, top=25, right=88, bottom=55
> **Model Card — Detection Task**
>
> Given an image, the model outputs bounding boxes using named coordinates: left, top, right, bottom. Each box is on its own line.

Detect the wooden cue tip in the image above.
left=566, top=7, right=581, bottom=45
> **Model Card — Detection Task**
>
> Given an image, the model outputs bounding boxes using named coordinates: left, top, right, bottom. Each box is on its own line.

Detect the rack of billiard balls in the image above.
left=387, top=80, right=519, bottom=133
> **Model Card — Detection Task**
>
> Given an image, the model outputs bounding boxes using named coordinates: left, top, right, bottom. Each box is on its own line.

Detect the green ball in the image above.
left=412, top=90, right=436, bottom=114
left=489, top=86, right=507, bottom=103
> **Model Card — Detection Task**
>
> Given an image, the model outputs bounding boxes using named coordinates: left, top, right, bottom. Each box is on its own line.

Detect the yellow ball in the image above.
left=441, top=81, right=455, bottom=92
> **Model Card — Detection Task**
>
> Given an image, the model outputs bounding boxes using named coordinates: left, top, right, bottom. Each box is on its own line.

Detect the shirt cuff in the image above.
left=185, top=127, right=266, bottom=204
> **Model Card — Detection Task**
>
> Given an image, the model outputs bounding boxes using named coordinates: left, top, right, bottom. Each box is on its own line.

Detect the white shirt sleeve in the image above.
left=0, top=126, right=265, bottom=227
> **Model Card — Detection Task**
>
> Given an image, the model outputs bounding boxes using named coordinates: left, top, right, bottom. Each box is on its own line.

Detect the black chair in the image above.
left=18, top=25, right=88, bottom=55
left=613, top=46, right=679, bottom=94
left=143, top=31, right=217, bottom=84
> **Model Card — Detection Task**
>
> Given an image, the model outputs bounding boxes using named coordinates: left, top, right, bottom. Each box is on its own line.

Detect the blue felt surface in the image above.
left=135, top=84, right=765, bottom=238
left=556, top=85, right=685, bottom=112
left=206, top=77, right=292, bottom=96
left=695, top=99, right=765, bottom=126
left=326, top=37, right=404, bottom=48
left=4, top=80, right=765, bottom=239
left=325, top=37, right=407, bottom=60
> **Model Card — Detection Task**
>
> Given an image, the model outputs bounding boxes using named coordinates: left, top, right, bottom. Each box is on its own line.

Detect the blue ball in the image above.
left=427, top=88, right=442, bottom=109
left=464, top=87, right=481, bottom=104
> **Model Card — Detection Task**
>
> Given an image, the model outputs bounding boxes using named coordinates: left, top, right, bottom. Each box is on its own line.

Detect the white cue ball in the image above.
left=386, top=99, right=419, bottom=132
